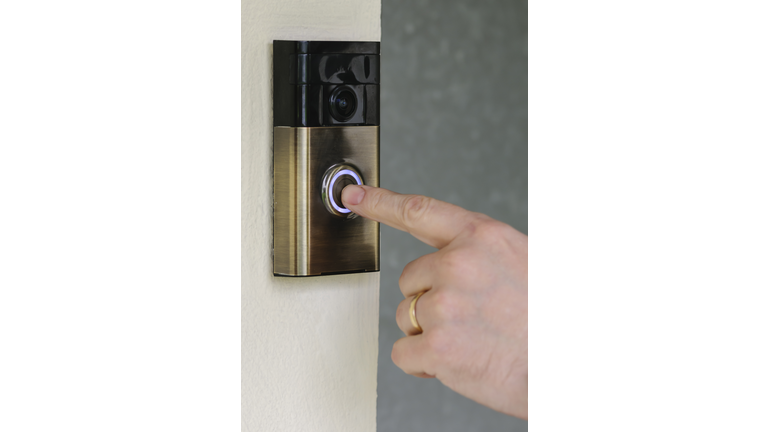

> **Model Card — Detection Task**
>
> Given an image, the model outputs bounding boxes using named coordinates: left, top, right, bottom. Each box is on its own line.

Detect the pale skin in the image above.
left=341, top=185, right=528, bottom=420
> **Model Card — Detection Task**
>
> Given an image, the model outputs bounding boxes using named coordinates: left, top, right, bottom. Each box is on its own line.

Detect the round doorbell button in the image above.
left=321, top=163, right=364, bottom=218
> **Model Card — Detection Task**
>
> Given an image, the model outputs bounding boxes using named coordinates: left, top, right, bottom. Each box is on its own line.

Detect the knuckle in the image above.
left=473, top=220, right=514, bottom=242
left=429, top=291, right=459, bottom=323
left=391, top=339, right=407, bottom=367
left=439, top=249, right=473, bottom=276
left=424, top=327, right=452, bottom=355
left=390, top=344, right=401, bottom=365
left=399, top=259, right=417, bottom=288
left=400, top=195, right=431, bottom=228
left=395, top=300, right=404, bottom=323
left=398, top=274, right=407, bottom=292
left=470, top=220, right=518, bottom=253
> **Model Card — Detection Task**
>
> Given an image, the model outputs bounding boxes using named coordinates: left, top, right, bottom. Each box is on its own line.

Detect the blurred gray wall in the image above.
left=378, top=0, right=528, bottom=430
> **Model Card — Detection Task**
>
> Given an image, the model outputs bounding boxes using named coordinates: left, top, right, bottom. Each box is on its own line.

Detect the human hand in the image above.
left=341, top=185, right=528, bottom=419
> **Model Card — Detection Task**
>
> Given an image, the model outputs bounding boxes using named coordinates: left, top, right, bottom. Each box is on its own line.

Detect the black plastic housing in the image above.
left=273, top=40, right=380, bottom=127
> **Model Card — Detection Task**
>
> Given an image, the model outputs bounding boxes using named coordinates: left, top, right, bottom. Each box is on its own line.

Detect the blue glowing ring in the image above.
left=329, top=169, right=362, bottom=214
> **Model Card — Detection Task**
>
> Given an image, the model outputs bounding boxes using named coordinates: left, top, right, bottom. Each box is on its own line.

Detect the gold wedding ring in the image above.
left=409, top=290, right=427, bottom=334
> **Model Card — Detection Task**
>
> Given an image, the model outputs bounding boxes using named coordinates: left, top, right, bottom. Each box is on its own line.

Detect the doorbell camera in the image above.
left=272, top=40, right=380, bottom=277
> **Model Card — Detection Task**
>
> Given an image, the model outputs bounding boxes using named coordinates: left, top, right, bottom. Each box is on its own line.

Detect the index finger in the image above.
left=341, top=185, right=479, bottom=249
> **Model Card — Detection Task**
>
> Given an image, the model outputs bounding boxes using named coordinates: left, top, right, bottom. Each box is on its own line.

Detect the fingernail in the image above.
left=342, top=185, right=365, bottom=206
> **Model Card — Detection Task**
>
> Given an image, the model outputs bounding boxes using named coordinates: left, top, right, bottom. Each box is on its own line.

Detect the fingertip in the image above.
left=341, top=184, right=365, bottom=207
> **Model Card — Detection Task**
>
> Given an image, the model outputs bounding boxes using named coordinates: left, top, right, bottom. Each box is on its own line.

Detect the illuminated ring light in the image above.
left=328, top=169, right=362, bottom=214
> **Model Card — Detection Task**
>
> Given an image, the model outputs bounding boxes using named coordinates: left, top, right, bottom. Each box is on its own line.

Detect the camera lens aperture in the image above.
left=329, top=86, right=357, bottom=122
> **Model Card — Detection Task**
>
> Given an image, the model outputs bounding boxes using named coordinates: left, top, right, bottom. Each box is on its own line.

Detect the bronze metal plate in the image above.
left=273, top=126, right=380, bottom=276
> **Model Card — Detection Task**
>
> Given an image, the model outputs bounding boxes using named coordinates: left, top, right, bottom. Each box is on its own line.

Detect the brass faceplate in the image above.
left=273, top=126, right=380, bottom=276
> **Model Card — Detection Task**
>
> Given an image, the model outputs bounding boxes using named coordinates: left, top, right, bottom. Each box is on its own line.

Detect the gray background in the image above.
left=378, top=0, right=528, bottom=430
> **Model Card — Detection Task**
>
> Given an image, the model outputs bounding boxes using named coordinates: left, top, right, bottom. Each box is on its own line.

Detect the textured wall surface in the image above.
left=241, top=1, right=381, bottom=431
left=378, top=0, right=528, bottom=430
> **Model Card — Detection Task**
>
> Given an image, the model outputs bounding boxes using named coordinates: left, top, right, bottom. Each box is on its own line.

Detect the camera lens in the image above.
left=329, top=87, right=357, bottom=122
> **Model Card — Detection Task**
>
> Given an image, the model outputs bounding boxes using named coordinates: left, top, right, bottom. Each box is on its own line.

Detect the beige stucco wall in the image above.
left=241, top=1, right=381, bottom=431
